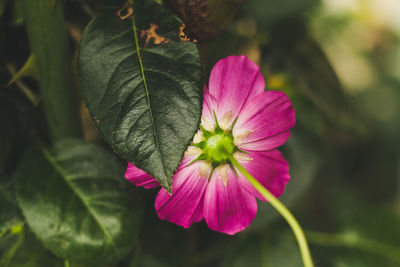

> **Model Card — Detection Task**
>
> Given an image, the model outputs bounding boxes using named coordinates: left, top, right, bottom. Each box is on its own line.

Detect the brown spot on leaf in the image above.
left=178, top=24, right=197, bottom=43
left=116, top=2, right=134, bottom=20
left=140, top=23, right=170, bottom=48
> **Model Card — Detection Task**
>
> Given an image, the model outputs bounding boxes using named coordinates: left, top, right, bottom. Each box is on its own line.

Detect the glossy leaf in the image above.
left=78, top=0, right=203, bottom=191
left=14, top=139, right=141, bottom=264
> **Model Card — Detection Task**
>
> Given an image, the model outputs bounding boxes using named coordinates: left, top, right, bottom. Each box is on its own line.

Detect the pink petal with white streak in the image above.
left=203, top=164, right=257, bottom=235
left=124, top=144, right=201, bottom=189
left=234, top=150, right=290, bottom=201
left=208, top=55, right=265, bottom=124
left=201, top=87, right=218, bottom=131
left=234, top=91, right=295, bottom=151
left=155, top=161, right=211, bottom=228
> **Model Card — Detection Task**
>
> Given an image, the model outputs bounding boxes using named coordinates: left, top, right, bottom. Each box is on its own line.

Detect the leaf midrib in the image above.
left=42, top=147, right=118, bottom=251
left=130, top=12, right=168, bottom=186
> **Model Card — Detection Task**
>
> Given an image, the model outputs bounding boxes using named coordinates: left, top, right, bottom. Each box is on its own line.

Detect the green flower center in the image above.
left=190, top=111, right=241, bottom=170
left=203, top=133, right=235, bottom=163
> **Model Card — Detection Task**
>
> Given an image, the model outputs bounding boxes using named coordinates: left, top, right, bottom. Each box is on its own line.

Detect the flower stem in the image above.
left=228, top=155, right=314, bottom=267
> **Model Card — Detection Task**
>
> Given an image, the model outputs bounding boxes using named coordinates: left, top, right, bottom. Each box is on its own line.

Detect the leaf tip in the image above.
left=162, top=180, right=172, bottom=194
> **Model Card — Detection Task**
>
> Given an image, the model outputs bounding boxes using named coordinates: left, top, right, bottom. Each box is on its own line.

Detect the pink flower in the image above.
left=125, top=55, right=295, bottom=235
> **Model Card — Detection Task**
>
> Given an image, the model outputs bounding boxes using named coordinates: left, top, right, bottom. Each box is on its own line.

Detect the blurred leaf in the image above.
left=0, top=1, right=5, bottom=18
left=78, top=0, right=202, bottom=191
left=250, top=134, right=319, bottom=229
left=221, top=230, right=302, bottom=267
left=165, top=0, right=244, bottom=41
left=221, top=236, right=262, bottom=267
left=241, top=0, right=318, bottom=28
left=308, top=229, right=400, bottom=267
left=339, top=207, right=400, bottom=254
left=14, top=139, right=141, bottom=264
left=0, top=183, right=23, bottom=232
left=307, top=186, right=400, bottom=267
left=0, top=70, right=37, bottom=181
left=136, top=205, right=190, bottom=267
left=0, top=227, right=24, bottom=267
left=262, top=231, right=302, bottom=267
left=0, top=228, right=63, bottom=267
left=139, top=255, right=175, bottom=267
left=268, top=18, right=362, bottom=134
left=7, top=53, right=39, bottom=86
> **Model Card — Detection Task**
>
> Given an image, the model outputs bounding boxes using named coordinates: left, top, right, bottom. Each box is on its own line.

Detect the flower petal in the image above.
left=203, top=164, right=257, bottom=235
left=234, top=150, right=290, bottom=201
left=201, top=87, right=218, bottom=131
left=155, top=161, right=211, bottom=228
left=234, top=91, right=295, bottom=151
left=125, top=162, right=160, bottom=189
left=208, top=55, right=265, bottom=124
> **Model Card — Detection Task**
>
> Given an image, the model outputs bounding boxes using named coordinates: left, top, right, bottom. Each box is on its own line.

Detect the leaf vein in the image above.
left=41, top=148, right=119, bottom=252
left=131, top=12, right=168, bottom=185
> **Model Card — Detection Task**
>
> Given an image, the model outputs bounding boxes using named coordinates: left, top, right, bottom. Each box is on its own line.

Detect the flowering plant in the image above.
left=13, top=0, right=400, bottom=266
left=126, top=55, right=295, bottom=234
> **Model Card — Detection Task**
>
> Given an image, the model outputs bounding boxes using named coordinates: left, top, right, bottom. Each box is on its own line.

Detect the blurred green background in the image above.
left=1, top=0, right=400, bottom=266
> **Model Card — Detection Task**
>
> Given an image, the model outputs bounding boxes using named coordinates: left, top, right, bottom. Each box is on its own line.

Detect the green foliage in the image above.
left=242, top=0, right=318, bottom=28
left=251, top=135, right=320, bottom=229
left=14, top=139, right=141, bottom=264
left=269, top=19, right=356, bottom=132
left=0, top=183, right=23, bottom=233
left=23, top=0, right=82, bottom=140
left=0, top=71, right=37, bottom=180
left=78, top=0, right=203, bottom=191
left=1, top=228, right=64, bottom=267
left=307, top=206, right=400, bottom=267
left=221, top=231, right=302, bottom=267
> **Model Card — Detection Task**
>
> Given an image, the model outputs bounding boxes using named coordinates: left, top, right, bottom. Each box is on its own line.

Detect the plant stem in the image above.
left=229, top=155, right=314, bottom=267
left=23, top=0, right=82, bottom=141
left=306, top=230, right=400, bottom=263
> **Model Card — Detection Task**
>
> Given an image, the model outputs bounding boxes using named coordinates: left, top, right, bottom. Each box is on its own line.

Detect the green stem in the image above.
left=306, top=230, right=400, bottom=263
left=23, top=0, right=82, bottom=141
left=228, top=155, right=314, bottom=267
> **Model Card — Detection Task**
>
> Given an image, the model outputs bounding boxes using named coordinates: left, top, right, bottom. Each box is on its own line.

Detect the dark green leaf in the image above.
left=14, top=139, right=141, bottom=264
left=78, top=0, right=203, bottom=191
